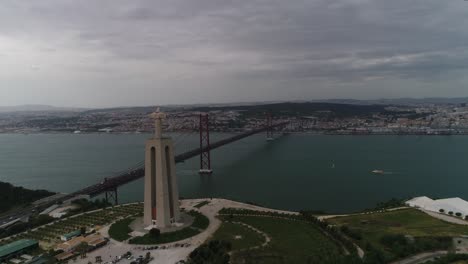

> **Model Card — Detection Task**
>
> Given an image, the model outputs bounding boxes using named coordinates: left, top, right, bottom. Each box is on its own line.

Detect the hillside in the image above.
left=0, top=182, right=54, bottom=213
left=191, top=102, right=391, bottom=118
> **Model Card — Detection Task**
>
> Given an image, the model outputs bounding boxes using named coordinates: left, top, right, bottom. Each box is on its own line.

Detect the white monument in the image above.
left=143, top=109, right=180, bottom=228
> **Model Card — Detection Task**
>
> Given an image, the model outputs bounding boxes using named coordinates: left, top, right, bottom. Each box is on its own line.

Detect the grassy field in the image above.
left=109, top=217, right=134, bottom=241
left=329, top=208, right=468, bottom=239
left=211, top=221, right=265, bottom=251
left=328, top=208, right=468, bottom=260
left=222, top=215, right=345, bottom=264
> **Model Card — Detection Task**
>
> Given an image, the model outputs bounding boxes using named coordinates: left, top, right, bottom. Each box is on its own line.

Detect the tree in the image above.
left=439, top=209, right=445, bottom=213
left=456, top=212, right=462, bottom=217
left=149, top=228, right=160, bottom=238
left=76, top=242, right=89, bottom=259
left=449, top=211, right=454, bottom=215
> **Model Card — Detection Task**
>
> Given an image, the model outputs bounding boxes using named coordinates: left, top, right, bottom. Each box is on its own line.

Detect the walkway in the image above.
left=420, top=209, right=468, bottom=225
left=318, top=207, right=409, bottom=221
left=75, top=198, right=299, bottom=264
left=230, top=221, right=271, bottom=251
left=389, top=251, right=447, bottom=264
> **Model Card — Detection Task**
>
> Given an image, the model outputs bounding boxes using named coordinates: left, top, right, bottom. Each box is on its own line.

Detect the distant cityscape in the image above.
left=2, top=100, right=468, bottom=135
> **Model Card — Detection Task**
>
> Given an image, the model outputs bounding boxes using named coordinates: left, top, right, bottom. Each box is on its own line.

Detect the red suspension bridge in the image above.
left=70, top=114, right=288, bottom=204
left=0, top=113, right=288, bottom=226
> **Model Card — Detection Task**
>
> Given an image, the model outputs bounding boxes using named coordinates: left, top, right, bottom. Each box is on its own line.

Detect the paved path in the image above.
left=420, top=209, right=468, bottom=225
left=230, top=221, right=271, bottom=251
left=318, top=207, right=409, bottom=221
left=73, top=198, right=376, bottom=264
left=389, top=251, right=447, bottom=264
left=75, top=198, right=300, bottom=264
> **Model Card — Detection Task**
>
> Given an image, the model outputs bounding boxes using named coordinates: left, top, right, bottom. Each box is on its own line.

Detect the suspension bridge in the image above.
left=0, top=113, right=288, bottom=226
left=74, top=114, right=288, bottom=204
left=55, top=114, right=287, bottom=205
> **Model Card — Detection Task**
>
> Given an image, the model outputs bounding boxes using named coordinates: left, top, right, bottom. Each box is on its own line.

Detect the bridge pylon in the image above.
left=266, top=112, right=274, bottom=141
left=105, top=187, right=118, bottom=205
left=199, top=113, right=213, bottom=174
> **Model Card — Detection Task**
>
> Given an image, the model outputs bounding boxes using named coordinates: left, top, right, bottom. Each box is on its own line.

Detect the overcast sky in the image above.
left=1, top=0, right=468, bottom=107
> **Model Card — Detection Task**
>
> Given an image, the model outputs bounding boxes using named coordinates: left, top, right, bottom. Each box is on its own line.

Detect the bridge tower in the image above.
left=266, top=112, right=274, bottom=141
left=143, top=109, right=180, bottom=228
left=105, top=187, right=118, bottom=205
left=199, top=113, right=213, bottom=174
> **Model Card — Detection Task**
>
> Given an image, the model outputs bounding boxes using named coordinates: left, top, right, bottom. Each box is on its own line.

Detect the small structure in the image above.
left=0, top=239, right=38, bottom=262
left=25, top=256, right=48, bottom=264
left=54, top=252, right=75, bottom=262
left=55, top=234, right=108, bottom=256
left=406, top=196, right=468, bottom=218
left=143, top=109, right=181, bottom=228
left=60, top=230, right=81, bottom=241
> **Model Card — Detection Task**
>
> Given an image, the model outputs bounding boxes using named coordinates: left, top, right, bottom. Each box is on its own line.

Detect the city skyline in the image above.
left=1, top=0, right=468, bottom=108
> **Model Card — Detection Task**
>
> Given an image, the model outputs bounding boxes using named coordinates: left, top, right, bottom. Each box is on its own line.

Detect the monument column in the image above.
left=143, top=109, right=180, bottom=228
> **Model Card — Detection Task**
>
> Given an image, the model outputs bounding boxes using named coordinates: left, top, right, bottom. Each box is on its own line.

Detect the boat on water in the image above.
left=372, top=170, right=385, bottom=174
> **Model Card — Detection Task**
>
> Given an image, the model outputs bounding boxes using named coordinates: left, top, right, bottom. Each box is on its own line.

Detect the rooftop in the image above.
left=62, top=230, right=81, bottom=240
left=0, top=239, right=38, bottom=258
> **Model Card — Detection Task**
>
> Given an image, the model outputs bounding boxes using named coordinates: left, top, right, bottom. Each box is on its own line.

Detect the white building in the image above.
left=406, top=196, right=468, bottom=218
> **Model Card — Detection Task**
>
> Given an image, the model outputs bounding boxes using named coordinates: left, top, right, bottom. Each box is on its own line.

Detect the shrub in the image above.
left=380, top=234, right=408, bottom=247
left=456, top=212, right=462, bottom=217
left=340, top=225, right=362, bottom=240
left=187, top=240, right=231, bottom=264
left=439, top=209, right=445, bottom=213
left=108, top=218, right=134, bottom=241
left=449, top=211, right=454, bottom=215
left=149, top=228, right=160, bottom=238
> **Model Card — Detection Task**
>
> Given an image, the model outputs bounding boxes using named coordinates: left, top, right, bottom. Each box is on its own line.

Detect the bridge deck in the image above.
left=73, top=122, right=288, bottom=197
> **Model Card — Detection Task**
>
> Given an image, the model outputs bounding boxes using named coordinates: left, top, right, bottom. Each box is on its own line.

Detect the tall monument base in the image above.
left=143, top=110, right=181, bottom=229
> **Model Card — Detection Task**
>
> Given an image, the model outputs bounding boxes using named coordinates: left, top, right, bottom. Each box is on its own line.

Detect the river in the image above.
left=0, top=133, right=466, bottom=213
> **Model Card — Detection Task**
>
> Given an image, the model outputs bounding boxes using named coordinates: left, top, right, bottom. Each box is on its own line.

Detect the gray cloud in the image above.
left=0, top=0, right=467, bottom=107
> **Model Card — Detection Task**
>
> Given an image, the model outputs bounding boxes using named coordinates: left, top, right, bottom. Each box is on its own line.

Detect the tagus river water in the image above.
left=0, top=133, right=467, bottom=213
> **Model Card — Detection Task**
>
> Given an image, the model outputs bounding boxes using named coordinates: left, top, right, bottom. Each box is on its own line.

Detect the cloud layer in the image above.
left=1, top=0, right=467, bottom=107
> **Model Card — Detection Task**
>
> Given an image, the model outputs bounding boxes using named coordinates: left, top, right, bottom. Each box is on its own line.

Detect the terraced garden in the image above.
left=0, top=203, right=143, bottom=248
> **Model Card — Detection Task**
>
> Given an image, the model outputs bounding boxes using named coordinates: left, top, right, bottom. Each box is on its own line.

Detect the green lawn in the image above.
left=211, top=222, right=265, bottom=251
left=108, top=217, right=134, bottom=241
left=224, top=215, right=345, bottom=264
left=329, top=208, right=468, bottom=239
left=190, top=211, right=209, bottom=230
left=194, top=200, right=210, bottom=209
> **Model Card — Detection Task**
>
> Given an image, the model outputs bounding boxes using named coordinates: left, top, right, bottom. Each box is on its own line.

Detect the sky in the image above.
left=1, top=0, right=468, bottom=108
